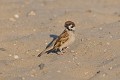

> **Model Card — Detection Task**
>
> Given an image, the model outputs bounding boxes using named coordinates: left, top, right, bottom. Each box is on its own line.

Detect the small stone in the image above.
left=26, top=51, right=29, bottom=53
left=0, top=48, right=6, bottom=51
left=99, top=27, right=103, bottom=30
left=77, top=63, right=80, bottom=65
left=9, top=18, right=16, bottom=22
left=22, top=77, right=25, bottom=80
left=81, top=38, right=84, bottom=41
left=68, top=61, right=71, bottom=63
left=97, top=70, right=100, bottom=74
left=13, top=43, right=17, bottom=46
left=57, top=70, right=61, bottom=73
left=14, top=14, right=19, bottom=19
left=106, top=42, right=110, bottom=45
left=73, top=58, right=75, bottom=60
left=75, top=53, right=78, bottom=54
left=45, top=42, right=48, bottom=45
left=33, top=29, right=36, bottom=31
left=28, top=11, right=36, bottom=16
left=31, top=74, right=35, bottom=77
left=75, top=57, right=78, bottom=59
left=86, top=10, right=92, bottom=13
left=104, top=49, right=107, bottom=52
left=36, top=49, right=39, bottom=52
left=38, top=63, right=45, bottom=70
left=14, top=55, right=19, bottom=59
left=103, top=73, right=106, bottom=77
left=49, top=18, right=53, bottom=21
left=85, top=72, right=89, bottom=75
left=110, top=36, right=113, bottom=38
left=9, top=54, right=12, bottom=57
left=21, top=58, right=24, bottom=60
left=109, top=67, right=113, bottom=70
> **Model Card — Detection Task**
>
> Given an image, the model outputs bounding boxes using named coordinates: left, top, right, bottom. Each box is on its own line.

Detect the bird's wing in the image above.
left=54, top=30, right=69, bottom=48
left=38, top=30, right=69, bottom=57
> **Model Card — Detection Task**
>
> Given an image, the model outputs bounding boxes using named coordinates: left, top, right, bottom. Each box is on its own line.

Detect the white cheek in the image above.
left=72, top=27, right=75, bottom=30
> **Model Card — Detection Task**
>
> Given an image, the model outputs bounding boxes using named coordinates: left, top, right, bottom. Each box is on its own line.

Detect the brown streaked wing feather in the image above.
left=54, top=30, right=69, bottom=48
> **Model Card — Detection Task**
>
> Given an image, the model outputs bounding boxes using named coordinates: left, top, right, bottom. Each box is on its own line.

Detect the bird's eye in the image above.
left=71, top=26, right=73, bottom=28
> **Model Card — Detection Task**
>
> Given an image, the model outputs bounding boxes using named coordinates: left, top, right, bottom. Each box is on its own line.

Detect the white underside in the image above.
left=60, top=31, right=75, bottom=51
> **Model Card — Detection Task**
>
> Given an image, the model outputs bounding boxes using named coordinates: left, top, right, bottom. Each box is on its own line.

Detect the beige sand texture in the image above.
left=0, top=0, right=120, bottom=80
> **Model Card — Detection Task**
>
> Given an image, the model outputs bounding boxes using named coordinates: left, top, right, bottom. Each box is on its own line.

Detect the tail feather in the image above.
left=37, top=45, right=54, bottom=57
left=37, top=50, right=47, bottom=57
left=38, top=38, right=57, bottom=57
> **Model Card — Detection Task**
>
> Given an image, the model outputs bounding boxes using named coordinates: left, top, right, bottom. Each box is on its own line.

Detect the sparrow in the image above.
left=38, top=21, right=75, bottom=57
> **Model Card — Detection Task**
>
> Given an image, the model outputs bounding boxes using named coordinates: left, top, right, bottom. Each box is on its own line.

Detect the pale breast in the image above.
left=60, top=31, right=75, bottom=49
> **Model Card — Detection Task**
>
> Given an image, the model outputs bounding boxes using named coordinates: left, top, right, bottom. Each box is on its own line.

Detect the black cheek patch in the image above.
left=71, top=26, right=74, bottom=28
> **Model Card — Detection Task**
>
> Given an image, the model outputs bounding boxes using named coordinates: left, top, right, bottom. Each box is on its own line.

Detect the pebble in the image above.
left=104, top=49, right=107, bottom=52
left=106, top=42, right=110, bottom=45
left=31, top=74, right=35, bottom=77
left=68, top=61, right=71, bottom=63
left=14, top=55, right=19, bottom=59
left=38, top=63, right=45, bottom=70
left=86, top=10, right=92, bottom=13
left=12, top=30, right=15, bottom=33
left=45, top=43, right=48, bottom=45
left=13, top=43, right=17, bottom=46
left=110, top=36, right=113, bottom=38
left=75, top=53, right=78, bottom=55
left=85, top=72, right=89, bottom=75
left=26, top=51, right=29, bottom=53
left=103, top=73, right=106, bottom=77
left=28, top=11, right=36, bottom=16
left=36, top=49, right=40, bottom=52
left=73, top=56, right=77, bottom=60
left=77, top=63, right=80, bottom=65
left=57, top=70, right=61, bottom=73
left=9, top=18, right=16, bottom=22
left=99, top=27, right=103, bottom=30
left=22, top=77, right=25, bottom=80
left=109, top=67, right=113, bottom=70
left=33, top=29, right=36, bottom=31
left=9, top=54, right=12, bottom=57
left=0, top=48, right=6, bottom=51
left=14, top=14, right=19, bottom=19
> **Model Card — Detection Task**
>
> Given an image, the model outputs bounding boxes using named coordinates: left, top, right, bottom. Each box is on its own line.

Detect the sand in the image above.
left=0, top=0, right=120, bottom=80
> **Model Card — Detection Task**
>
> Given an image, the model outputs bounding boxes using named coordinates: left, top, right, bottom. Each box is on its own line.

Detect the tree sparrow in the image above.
left=38, top=21, right=75, bottom=57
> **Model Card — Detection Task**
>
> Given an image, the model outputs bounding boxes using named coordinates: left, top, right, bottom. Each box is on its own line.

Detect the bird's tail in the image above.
left=38, top=38, right=57, bottom=57
left=37, top=49, right=47, bottom=57
left=37, top=45, right=54, bottom=57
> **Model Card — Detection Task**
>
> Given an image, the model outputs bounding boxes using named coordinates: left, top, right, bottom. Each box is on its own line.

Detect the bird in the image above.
left=37, top=21, right=75, bottom=57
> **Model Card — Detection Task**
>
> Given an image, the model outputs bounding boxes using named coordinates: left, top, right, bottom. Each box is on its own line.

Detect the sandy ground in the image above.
left=0, top=0, right=120, bottom=80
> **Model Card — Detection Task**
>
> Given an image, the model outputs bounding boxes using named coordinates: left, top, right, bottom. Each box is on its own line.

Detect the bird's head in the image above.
left=64, top=21, right=75, bottom=31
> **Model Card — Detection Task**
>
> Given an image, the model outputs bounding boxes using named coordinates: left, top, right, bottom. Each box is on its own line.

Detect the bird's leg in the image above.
left=56, top=48, right=64, bottom=55
left=62, top=47, right=68, bottom=53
